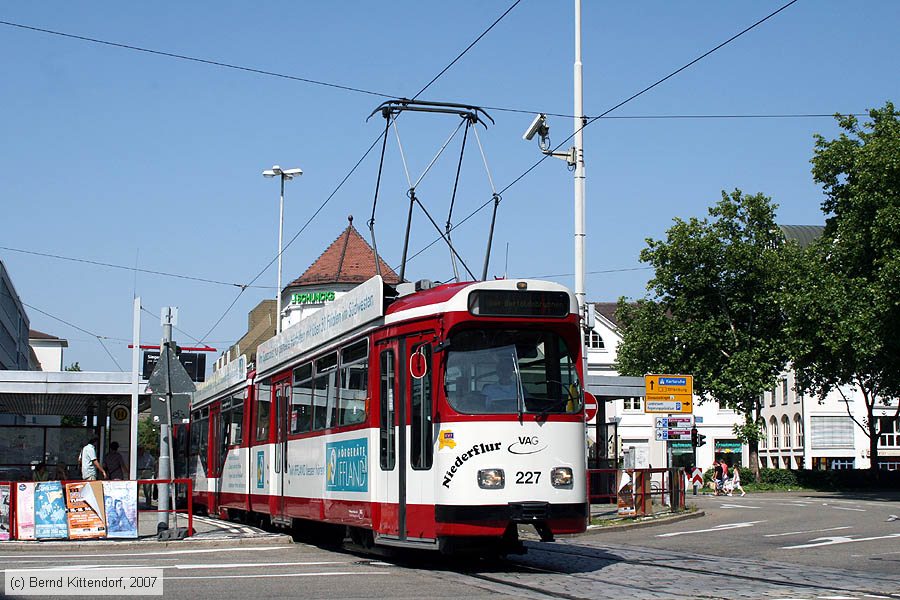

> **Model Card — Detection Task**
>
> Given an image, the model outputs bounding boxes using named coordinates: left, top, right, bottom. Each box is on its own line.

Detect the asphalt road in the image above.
left=1, top=491, right=898, bottom=599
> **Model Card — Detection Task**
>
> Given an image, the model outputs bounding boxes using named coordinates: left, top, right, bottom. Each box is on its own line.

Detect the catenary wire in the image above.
left=0, top=19, right=396, bottom=99
left=399, top=0, right=802, bottom=268
left=196, top=1, right=522, bottom=345
left=0, top=245, right=272, bottom=289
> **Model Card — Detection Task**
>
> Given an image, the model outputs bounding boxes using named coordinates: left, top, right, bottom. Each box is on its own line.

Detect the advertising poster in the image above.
left=34, top=481, right=68, bottom=539
left=325, top=438, right=368, bottom=492
left=616, top=470, right=636, bottom=517
left=16, top=482, right=36, bottom=540
left=103, top=481, right=138, bottom=539
left=65, top=482, right=107, bottom=540
left=0, top=483, right=9, bottom=540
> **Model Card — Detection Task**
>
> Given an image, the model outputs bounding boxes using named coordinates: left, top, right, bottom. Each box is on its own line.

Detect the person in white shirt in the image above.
left=482, top=359, right=519, bottom=411
left=80, top=436, right=107, bottom=481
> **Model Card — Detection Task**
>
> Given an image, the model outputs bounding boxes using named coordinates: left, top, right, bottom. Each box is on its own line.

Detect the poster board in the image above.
left=103, top=481, right=138, bottom=538
left=15, top=482, right=36, bottom=540
left=34, top=481, right=68, bottom=539
left=0, top=484, right=9, bottom=540
left=65, top=482, right=107, bottom=540
left=616, top=470, right=636, bottom=517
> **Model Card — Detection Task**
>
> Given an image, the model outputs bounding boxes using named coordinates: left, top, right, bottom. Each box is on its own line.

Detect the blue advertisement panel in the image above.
left=34, top=481, right=68, bottom=539
left=325, top=438, right=368, bottom=492
left=103, top=481, right=138, bottom=539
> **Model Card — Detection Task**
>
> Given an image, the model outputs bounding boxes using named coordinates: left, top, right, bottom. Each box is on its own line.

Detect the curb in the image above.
left=0, top=534, right=293, bottom=551
left=583, top=509, right=705, bottom=533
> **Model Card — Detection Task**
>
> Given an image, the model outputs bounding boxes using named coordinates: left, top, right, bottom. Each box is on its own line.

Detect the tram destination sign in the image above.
left=468, top=290, right=570, bottom=318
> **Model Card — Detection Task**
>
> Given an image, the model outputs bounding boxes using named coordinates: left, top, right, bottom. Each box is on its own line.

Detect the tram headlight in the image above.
left=478, top=468, right=505, bottom=489
left=551, top=467, right=574, bottom=489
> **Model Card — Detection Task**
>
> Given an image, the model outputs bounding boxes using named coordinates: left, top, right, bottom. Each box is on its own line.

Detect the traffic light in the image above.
left=691, top=427, right=698, bottom=447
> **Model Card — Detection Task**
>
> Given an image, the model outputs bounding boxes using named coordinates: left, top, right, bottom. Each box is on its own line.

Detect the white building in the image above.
left=584, top=303, right=744, bottom=471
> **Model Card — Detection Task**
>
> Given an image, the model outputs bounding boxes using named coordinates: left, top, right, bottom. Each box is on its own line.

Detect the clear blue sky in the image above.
left=1, top=1, right=897, bottom=372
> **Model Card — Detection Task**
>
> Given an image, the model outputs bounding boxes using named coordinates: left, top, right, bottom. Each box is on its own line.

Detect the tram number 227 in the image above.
left=515, top=471, right=541, bottom=484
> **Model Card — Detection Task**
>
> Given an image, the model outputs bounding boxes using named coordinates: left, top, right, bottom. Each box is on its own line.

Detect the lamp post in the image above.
left=262, top=165, right=302, bottom=334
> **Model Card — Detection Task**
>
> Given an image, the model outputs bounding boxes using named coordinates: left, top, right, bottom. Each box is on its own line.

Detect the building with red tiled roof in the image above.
left=281, top=216, right=401, bottom=330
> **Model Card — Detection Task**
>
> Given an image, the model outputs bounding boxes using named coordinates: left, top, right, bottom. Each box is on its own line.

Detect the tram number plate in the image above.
left=515, top=471, right=541, bottom=484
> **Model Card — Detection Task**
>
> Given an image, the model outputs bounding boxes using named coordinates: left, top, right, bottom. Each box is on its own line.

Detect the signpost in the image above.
left=644, top=374, right=694, bottom=414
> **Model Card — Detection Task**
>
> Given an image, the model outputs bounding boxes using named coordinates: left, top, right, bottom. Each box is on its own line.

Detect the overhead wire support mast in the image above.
left=367, top=99, right=494, bottom=282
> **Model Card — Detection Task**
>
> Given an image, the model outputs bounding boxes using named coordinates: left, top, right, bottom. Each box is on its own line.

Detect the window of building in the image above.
left=810, top=416, right=854, bottom=449
left=586, top=330, right=605, bottom=350
left=794, top=414, right=803, bottom=448
left=879, top=460, right=900, bottom=471
left=781, top=379, right=789, bottom=405
left=879, top=417, right=900, bottom=448
left=770, top=416, right=779, bottom=449
left=623, top=397, right=642, bottom=411
left=830, top=458, right=855, bottom=470
left=781, top=415, right=791, bottom=448
left=760, top=421, right=768, bottom=450
left=770, top=387, right=776, bottom=407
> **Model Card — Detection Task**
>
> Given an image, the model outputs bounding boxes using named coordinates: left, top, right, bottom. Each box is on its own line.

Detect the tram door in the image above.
left=273, top=379, right=291, bottom=518
left=401, top=333, right=435, bottom=540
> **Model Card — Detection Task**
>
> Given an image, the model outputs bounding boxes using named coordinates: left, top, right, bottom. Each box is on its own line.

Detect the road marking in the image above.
left=783, top=532, right=900, bottom=549
left=718, top=503, right=760, bottom=509
left=765, top=526, right=852, bottom=538
left=4, top=561, right=351, bottom=572
left=0, top=546, right=287, bottom=560
left=817, top=596, right=859, bottom=599
left=831, top=506, right=866, bottom=512
left=166, top=571, right=385, bottom=580
left=657, top=521, right=766, bottom=537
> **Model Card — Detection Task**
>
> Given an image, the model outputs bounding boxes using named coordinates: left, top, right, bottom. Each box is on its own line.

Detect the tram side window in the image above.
left=380, top=350, right=396, bottom=470
left=410, top=343, right=433, bottom=470
left=256, top=381, right=271, bottom=441
left=193, top=407, right=209, bottom=474
left=315, top=353, right=338, bottom=430
left=229, top=394, right=244, bottom=445
left=292, top=363, right=313, bottom=434
left=339, top=339, right=368, bottom=427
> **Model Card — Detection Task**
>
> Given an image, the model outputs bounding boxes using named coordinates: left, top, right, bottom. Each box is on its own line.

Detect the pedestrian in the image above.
left=53, top=461, right=68, bottom=481
left=713, top=460, right=724, bottom=495
left=79, top=435, right=107, bottom=481
left=32, top=462, right=49, bottom=482
left=137, top=446, right=156, bottom=506
left=104, top=441, right=127, bottom=480
left=732, top=465, right=746, bottom=497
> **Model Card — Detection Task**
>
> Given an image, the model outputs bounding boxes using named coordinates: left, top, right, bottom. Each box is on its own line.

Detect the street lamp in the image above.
left=262, top=165, right=302, bottom=334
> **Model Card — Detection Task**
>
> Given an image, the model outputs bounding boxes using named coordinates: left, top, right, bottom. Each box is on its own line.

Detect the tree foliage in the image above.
left=616, top=190, right=794, bottom=476
left=784, top=102, right=900, bottom=471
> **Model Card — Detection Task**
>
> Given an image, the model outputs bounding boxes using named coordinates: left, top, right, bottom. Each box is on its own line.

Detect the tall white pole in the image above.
left=129, top=296, right=140, bottom=483
left=574, top=0, right=586, bottom=320
left=276, top=176, right=285, bottom=335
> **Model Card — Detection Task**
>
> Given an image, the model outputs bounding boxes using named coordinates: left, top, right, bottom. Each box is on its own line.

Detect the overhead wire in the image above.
left=195, top=0, right=523, bottom=345
left=399, top=0, right=803, bottom=269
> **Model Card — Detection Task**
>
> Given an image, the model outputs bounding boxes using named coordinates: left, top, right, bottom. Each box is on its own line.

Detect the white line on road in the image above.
left=764, top=526, right=853, bottom=538
left=166, top=571, right=385, bottom=580
left=718, top=503, right=760, bottom=509
left=831, top=506, right=866, bottom=512
left=782, top=532, right=900, bottom=549
left=657, top=521, right=766, bottom=537
left=4, top=561, right=350, bottom=572
left=0, top=546, right=287, bottom=560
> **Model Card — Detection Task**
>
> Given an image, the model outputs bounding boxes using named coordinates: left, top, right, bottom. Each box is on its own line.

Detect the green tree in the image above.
left=138, top=416, right=159, bottom=454
left=784, top=102, right=900, bottom=472
left=64, top=362, right=81, bottom=371
left=616, top=190, right=794, bottom=480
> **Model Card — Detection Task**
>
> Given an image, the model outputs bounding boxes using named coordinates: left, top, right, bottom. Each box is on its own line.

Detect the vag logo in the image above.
left=507, top=436, right=547, bottom=455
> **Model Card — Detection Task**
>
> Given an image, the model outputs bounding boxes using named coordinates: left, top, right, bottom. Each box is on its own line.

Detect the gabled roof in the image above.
left=287, top=216, right=401, bottom=287
left=592, top=302, right=621, bottom=328
left=29, top=330, right=68, bottom=347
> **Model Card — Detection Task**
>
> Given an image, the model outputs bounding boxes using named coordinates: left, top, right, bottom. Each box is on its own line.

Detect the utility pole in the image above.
left=573, top=0, right=586, bottom=322
left=157, top=307, right=175, bottom=533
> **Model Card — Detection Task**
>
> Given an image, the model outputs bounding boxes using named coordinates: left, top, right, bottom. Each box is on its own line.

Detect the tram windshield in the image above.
left=444, top=329, right=582, bottom=415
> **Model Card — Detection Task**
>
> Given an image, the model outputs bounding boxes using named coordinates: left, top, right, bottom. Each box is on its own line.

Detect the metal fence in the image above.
left=587, top=468, right=686, bottom=516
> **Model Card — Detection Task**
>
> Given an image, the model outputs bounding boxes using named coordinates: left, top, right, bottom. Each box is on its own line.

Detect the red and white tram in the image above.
left=189, top=275, right=587, bottom=554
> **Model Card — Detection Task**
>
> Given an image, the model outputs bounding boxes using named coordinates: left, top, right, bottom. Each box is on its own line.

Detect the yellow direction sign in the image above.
left=644, top=374, right=694, bottom=414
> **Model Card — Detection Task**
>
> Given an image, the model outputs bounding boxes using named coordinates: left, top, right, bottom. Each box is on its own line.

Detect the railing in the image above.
left=587, top=468, right=686, bottom=516
left=0, top=478, right=192, bottom=541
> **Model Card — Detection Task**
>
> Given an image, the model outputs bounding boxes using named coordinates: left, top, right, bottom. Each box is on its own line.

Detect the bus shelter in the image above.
left=0, top=370, right=147, bottom=481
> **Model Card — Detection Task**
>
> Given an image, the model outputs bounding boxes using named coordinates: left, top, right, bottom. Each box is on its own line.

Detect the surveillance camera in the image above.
left=522, top=113, right=548, bottom=141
